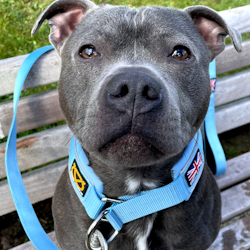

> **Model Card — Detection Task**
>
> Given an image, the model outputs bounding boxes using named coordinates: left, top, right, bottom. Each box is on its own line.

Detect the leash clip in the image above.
left=86, top=210, right=119, bottom=250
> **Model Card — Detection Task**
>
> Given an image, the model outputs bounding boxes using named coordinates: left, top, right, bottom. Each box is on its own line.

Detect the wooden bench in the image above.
left=1, top=4, right=250, bottom=250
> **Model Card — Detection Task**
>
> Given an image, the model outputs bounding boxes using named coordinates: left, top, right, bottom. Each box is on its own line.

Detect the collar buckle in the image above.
left=86, top=210, right=119, bottom=250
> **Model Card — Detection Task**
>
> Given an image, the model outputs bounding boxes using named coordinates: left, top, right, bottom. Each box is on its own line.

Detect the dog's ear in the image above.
left=31, top=0, right=97, bottom=55
left=184, top=5, right=242, bottom=61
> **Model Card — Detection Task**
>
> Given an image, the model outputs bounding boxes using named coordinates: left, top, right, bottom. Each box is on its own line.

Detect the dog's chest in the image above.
left=125, top=176, right=159, bottom=250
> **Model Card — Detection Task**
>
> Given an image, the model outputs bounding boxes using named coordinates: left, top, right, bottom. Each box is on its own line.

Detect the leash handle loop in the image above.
left=5, top=46, right=59, bottom=249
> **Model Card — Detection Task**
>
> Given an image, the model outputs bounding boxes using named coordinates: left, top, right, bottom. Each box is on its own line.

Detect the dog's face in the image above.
left=60, top=6, right=212, bottom=168
left=32, top=0, right=241, bottom=169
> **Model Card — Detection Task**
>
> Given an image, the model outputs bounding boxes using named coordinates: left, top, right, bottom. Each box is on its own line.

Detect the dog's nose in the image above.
left=106, top=72, right=162, bottom=116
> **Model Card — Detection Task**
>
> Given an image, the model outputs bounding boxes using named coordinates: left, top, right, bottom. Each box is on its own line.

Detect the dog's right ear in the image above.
left=184, top=5, right=242, bottom=61
left=31, top=0, right=97, bottom=55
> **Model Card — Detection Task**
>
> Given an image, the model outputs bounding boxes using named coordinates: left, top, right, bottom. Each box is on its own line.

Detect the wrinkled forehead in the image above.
left=72, top=6, right=202, bottom=48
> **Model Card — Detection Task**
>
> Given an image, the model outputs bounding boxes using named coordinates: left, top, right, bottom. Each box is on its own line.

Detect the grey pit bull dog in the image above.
left=32, top=0, right=242, bottom=249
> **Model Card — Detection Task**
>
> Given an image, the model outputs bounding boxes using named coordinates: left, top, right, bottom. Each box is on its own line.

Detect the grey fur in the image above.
left=32, top=1, right=241, bottom=249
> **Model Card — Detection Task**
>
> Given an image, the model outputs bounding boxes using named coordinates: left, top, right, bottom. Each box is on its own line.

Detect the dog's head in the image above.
left=32, top=0, right=241, bottom=169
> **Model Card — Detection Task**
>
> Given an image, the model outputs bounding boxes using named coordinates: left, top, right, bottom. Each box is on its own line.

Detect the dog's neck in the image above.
left=87, top=152, right=183, bottom=197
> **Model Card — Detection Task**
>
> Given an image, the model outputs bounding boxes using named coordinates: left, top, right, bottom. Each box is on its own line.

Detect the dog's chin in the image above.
left=99, top=134, right=165, bottom=167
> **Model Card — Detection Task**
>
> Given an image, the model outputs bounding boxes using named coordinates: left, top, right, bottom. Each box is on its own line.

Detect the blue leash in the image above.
left=204, top=60, right=226, bottom=175
left=5, top=45, right=59, bottom=249
left=5, top=46, right=226, bottom=249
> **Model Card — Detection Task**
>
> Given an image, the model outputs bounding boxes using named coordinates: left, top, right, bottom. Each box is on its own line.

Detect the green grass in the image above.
left=0, top=0, right=52, bottom=59
left=0, top=0, right=249, bottom=60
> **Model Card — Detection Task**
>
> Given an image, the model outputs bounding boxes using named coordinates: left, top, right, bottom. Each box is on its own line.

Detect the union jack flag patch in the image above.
left=185, top=150, right=203, bottom=187
left=210, top=79, right=216, bottom=92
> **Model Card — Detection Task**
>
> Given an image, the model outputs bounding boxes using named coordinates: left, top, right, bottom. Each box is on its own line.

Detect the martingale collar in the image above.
left=68, top=130, right=204, bottom=234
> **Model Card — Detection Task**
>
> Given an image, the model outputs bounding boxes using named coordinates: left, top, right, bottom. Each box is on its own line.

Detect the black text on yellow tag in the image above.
left=71, top=160, right=89, bottom=196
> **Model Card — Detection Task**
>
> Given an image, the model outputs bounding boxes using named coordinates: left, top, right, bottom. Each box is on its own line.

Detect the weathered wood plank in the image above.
left=0, top=22, right=249, bottom=97
left=0, top=68, right=249, bottom=139
left=0, top=49, right=60, bottom=97
left=1, top=157, right=250, bottom=222
left=215, top=97, right=250, bottom=134
left=217, top=39, right=250, bottom=75
left=1, top=146, right=250, bottom=220
left=2, top=163, right=250, bottom=239
left=216, top=152, right=250, bottom=190
left=209, top=214, right=250, bottom=250
left=1, top=41, right=249, bottom=96
left=219, top=5, right=250, bottom=35
left=0, top=94, right=249, bottom=178
left=0, top=159, right=67, bottom=217
left=10, top=215, right=250, bottom=250
left=215, top=69, right=250, bottom=107
left=0, top=89, right=64, bottom=139
left=0, top=125, right=71, bottom=179
left=10, top=213, right=250, bottom=250
left=221, top=179, right=250, bottom=223
left=10, top=232, right=60, bottom=250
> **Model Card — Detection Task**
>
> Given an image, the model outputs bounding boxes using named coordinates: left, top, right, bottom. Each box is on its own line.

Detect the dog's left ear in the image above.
left=31, top=0, right=98, bottom=55
left=184, top=5, right=242, bottom=61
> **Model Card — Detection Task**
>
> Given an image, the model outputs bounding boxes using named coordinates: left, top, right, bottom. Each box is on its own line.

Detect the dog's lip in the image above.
left=99, top=133, right=164, bottom=155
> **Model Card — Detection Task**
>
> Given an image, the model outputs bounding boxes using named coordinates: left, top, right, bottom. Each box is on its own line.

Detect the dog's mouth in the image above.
left=99, top=133, right=164, bottom=167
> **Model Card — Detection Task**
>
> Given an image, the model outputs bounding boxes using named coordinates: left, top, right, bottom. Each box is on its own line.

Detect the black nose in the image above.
left=106, top=72, right=162, bottom=116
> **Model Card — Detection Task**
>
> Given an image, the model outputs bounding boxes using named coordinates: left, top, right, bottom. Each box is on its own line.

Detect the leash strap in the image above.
left=204, top=60, right=226, bottom=175
left=5, top=46, right=59, bottom=250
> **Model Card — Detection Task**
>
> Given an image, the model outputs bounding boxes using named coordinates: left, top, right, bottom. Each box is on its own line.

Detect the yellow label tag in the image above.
left=71, top=160, right=88, bottom=195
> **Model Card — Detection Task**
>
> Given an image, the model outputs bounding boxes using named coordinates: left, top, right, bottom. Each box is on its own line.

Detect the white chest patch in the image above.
left=125, top=176, right=141, bottom=194
left=125, top=175, right=158, bottom=250
left=135, top=219, right=154, bottom=250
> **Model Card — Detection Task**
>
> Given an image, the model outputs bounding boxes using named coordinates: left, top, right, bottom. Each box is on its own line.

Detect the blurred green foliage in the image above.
left=0, top=0, right=249, bottom=59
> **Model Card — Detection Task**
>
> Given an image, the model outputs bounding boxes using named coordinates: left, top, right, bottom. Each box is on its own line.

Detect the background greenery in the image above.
left=0, top=0, right=250, bottom=60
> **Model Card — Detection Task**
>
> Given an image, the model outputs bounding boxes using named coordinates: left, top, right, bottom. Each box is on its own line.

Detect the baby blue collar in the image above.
left=68, top=129, right=204, bottom=246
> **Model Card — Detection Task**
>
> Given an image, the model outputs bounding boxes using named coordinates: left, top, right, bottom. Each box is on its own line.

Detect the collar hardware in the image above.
left=86, top=210, right=119, bottom=250
left=101, top=197, right=123, bottom=204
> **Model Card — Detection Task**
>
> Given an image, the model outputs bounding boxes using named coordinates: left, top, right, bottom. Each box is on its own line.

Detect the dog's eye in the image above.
left=79, top=45, right=99, bottom=58
left=172, top=47, right=190, bottom=60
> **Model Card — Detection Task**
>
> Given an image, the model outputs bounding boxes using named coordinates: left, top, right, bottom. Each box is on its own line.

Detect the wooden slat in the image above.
left=10, top=232, right=60, bottom=250
left=0, top=125, right=71, bottom=179
left=0, top=89, right=64, bottom=139
left=10, top=216, right=250, bottom=250
left=12, top=213, right=250, bottom=250
left=0, top=94, right=249, bottom=178
left=0, top=159, right=67, bottom=217
left=215, top=69, right=250, bottom=107
left=209, top=214, right=250, bottom=250
left=10, top=213, right=250, bottom=250
left=1, top=148, right=249, bottom=218
left=221, top=179, right=250, bottom=223
left=215, top=97, right=250, bottom=134
left=4, top=173, right=250, bottom=249
left=1, top=41, right=249, bottom=96
left=216, top=152, right=250, bottom=190
left=219, top=5, right=250, bottom=35
left=0, top=67, right=249, bottom=140
left=217, top=39, right=250, bottom=75
left=0, top=8, right=250, bottom=97
left=0, top=49, right=60, bottom=97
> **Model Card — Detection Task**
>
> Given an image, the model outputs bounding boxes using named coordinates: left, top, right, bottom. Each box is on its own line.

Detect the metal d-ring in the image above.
left=86, top=210, right=119, bottom=250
